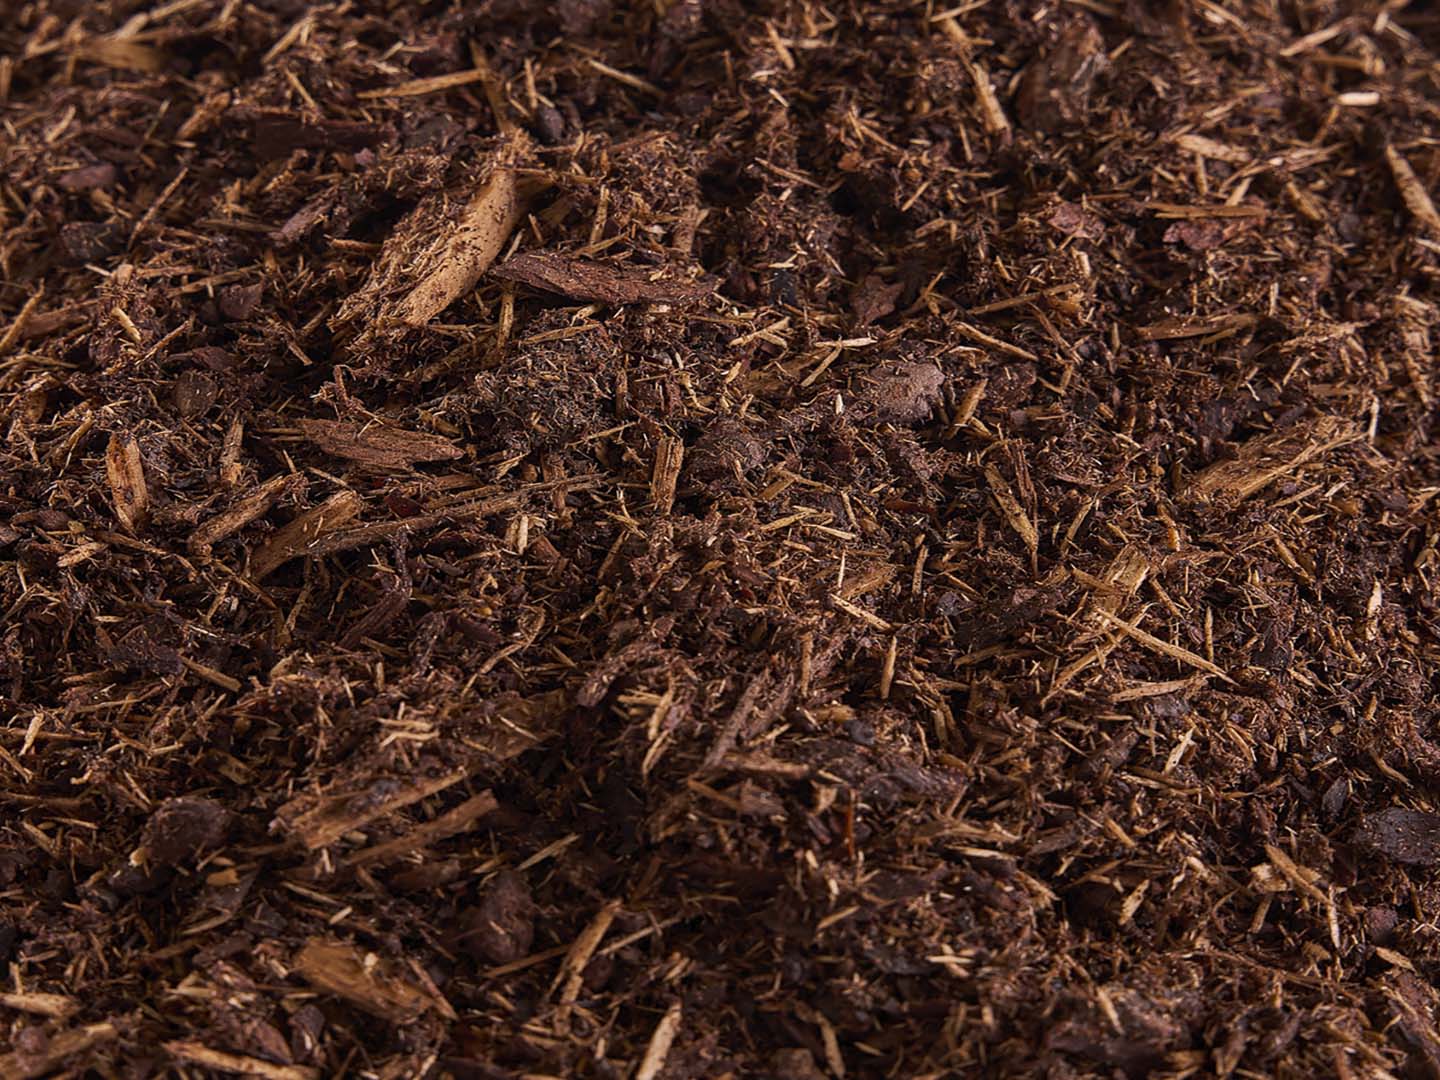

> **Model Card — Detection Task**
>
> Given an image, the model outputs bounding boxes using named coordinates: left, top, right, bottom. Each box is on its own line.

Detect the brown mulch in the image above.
left=3, top=1, right=1440, bottom=1077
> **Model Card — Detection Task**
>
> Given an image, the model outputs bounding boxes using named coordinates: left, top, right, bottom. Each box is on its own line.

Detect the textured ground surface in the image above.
left=4, top=1, right=1440, bottom=1077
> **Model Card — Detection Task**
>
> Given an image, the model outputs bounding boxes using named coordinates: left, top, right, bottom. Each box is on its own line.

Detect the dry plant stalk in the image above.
left=343, top=790, right=498, bottom=868
left=356, top=67, right=492, bottom=100
left=985, top=465, right=1038, bottom=565
left=635, top=1003, right=685, bottom=1080
left=968, top=61, right=1011, bottom=138
left=1095, top=610, right=1231, bottom=682
left=554, top=900, right=621, bottom=1005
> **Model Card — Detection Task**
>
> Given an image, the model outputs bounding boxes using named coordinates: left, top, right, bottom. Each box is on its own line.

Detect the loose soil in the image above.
left=4, top=2, right=1440, bottom=1077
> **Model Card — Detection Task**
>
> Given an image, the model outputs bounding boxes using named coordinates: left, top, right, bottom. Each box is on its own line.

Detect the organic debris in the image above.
left=4, top=2, right=1440, bottom=1077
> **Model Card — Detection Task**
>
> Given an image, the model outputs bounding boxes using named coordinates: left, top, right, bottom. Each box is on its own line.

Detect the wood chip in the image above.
left=0, top=990, right=78, bottom=1018
left=400, top=169, right=521, bottom=323
left=1173, top=133, right=1250, bottom=163
left=77, top=38, right=166, bottom=72
left=189, top=472, right=297, bottom=554
left=1376, top=947, right=1416, bottom=972
left=587, top=58, right=663, bottom=97
left=250, top=489, right=362, bottom=579
left=0, top=1022, right=117, bottom=1079
left=649, top=435, right=684, bottom=514
left=493, top=252, right=713, bottom=304
left=1148, top=202, right=1267, bottom=219
left=180, top=654, right=242, bottom=692
left=1264, top=843, right=1326, bottom=904
left=343, top=790, right=498, bottom=868
left=1136, top=314, right=1257, bottom=340
left=298, top=420, right=463, bottom=471
left=1183, top=416, right=1357, bottom=503
left=967, top=61, right=1011, bottom=140
left=634, top=1002, right=684, bottom=1080
left=554, top=899, right=621, bottom=1006
left=819, top=1013, right=847, bottom=1078
left=0, top=288, right=43, bottom=356
left=356, top=67, right=491, bottom=100
left=276, top=766, right=471, bottom=851
left=166, top=1042, right=320, bottom=1080
left=836, top=562, right=895, bottom=602
left=335, top=148, right=527, bottom=332
left=831, top=594, right=893, bottom=632
left=952, top=321, right=1038, bottom=360
left=985, top=465, right=1038, bottom=564
left=293, top=938, right=438, bottom=1024
left=106, top=431, right=149, bottom=533
left=219, top=415, right=245, bottom=488
left=1385, top=144, right=1440, bottom=241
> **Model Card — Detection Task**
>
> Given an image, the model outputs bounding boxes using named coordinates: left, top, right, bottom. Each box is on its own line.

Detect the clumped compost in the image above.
left=4, top=1, right=1440, bottom=1077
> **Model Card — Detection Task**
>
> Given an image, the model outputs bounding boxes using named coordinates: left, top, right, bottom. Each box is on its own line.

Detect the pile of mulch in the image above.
left=5, top=1, right=1440, bottom=1076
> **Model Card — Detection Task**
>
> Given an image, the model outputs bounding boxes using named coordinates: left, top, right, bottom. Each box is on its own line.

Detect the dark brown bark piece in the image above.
left=851, top=273, right=903, bottom=326
left=292, top=939, right=438, bottom=1024
left=1164, top=219, right=1227, bottom=251
left=458, top=870, right=536, bottom=964
left=1354, top=809, right=1440, bottom=866
left=297, top=419, right=463, bottom=471
left=492, top=252, right=713, bottom=304
left=867, top=361, right=945, bottom=424
left=58, top=163, right=117, bottom=191
left=218, top=282, right=264, bottom=321
left=1015, top=21, right=1105, bottom=133
left=172, top=370, right=219, bottom=418
left=250, top=111, right=385, bottom=160
left=1048, top=202, right=1105, bottom=241
left=59, top=221, right=124, bottom=263
left=142, top=797, right=230, bottom=866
